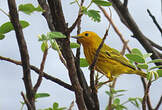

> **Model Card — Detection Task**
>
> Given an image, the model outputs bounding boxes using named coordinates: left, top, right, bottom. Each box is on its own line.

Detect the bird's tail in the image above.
left=133, top=70, right=147, bottom=78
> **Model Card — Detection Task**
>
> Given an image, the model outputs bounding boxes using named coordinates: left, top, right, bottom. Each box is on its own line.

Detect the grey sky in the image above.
left=0, top=0, right=162, bottom=110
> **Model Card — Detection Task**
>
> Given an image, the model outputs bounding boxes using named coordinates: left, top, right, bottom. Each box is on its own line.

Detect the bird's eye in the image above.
left=85, top=33, right=88, bottom=36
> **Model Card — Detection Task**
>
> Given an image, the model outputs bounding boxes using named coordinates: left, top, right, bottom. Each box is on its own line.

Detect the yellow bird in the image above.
left=72, top=31, right=146, bottom=81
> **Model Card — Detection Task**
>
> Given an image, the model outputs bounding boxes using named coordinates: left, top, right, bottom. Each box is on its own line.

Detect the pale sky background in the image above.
left=0, top=0, right=162, bottom=110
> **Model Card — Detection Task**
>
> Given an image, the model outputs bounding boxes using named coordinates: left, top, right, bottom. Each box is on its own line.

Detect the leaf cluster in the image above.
left=40, top=102, right=66, bottom=110
left=0, top=21, right=29, bottom=40
left=18, top=3, right=43, bottom=15
left=71, top=0, right=112, bottom=22
left=105, top=88, right=142, bottom=110
left=125, top=48, right=162, bottom=80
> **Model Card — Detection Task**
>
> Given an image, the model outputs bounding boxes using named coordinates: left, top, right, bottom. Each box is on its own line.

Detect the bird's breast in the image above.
left=83, top=46, right=95, bottom=65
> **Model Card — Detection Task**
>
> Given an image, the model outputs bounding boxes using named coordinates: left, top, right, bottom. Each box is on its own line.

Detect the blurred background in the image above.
left=0, top=0, right=162, bottom=109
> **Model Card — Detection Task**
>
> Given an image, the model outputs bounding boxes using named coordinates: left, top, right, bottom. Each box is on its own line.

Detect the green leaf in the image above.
left=116, top=105, right=127, bottom=110
left=80, top=58, right=89, bottom=67
left=20, top=101, right=25, bottom=105
left=111, top=88, right=116, bottom=94
left=143, top=53, right=152, bottom=59
left=125, top=54, right=145, bottom=63
left=70, top=42, right=80, bottom=48
left=70, top=1, right=76, bottom=5
left=157, top=69, right=162, bottom=77
left=41, top=41, right=48, bottom=52
left=105, top=91, right=113, bottom=97
left=137, top=97, right=143, bottom=103
left=82, top=6, right=88, bottom=14
left=42, top=108, right=53, bottom=110
left=20, top=20, right=30, bottom=29
left=147, top=72, right=152, bottom=80
left=53, top=102, right=59, bottom=109
left=0, top=22, right=14, bottom=34
left=113, top=98, right=120, bottom=105
left=19, top=4, right=43, bottom=15
left=128, top=98, right=140, bottom=108
left=47, top=32, right=66, bottom=39
left=147, top=59, right=162, bottom=64
left=137, top=64, right=148, bottom=69
left=87, top=9, right=101, bottom=22
left=115, top=89, right=127, bottom=93
left=149, top=65, right=162, bottom=70
left=131, top=48, right=143, bottom=57
left=114, top=94, right=125, bottom=98
left=0, top=21, right=29, bottom=34
left=35, top=5, right=43, bottom=12
left=38, top=34, right=47, bottom=41
left=35, top=93, right=50, bottom=99
left=19, top=4, right=35, bottom=15
left=57, top=107, right=66, bottom=110
left=50, top=40, right=60, bottom=51
left=0, top=34, right=5, bottom=40
left=92, top=0, right=112, bottom=6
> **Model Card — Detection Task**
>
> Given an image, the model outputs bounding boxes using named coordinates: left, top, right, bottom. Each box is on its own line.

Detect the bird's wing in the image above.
left=99, top=44, right=136, bottom=70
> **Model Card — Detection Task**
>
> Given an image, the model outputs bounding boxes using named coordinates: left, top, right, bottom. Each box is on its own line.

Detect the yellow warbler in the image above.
left=73, top=31, right=146, bottom=81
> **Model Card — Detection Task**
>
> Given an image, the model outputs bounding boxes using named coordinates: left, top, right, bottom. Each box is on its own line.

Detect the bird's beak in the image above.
left=71, top=35, right=82, bottom=39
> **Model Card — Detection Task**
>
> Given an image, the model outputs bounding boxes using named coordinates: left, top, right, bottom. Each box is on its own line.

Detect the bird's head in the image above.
left=72, top=31, right=102, bottom=47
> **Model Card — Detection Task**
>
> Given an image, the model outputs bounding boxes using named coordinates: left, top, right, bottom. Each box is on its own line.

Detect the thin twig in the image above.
left=90, top=28, right=109, bottom=89
left=67, top=13, right=83, bottom=34
left=0, top=8, right=9, bottom=17
left=0, top=56, right=74, bottom=91
left=90, top=26, right=110, bottom=110
left=142, top=80, right=152, bottom=110
left=67, top=0, right=84, bottom=34
left=147, top=9, right=162, bottom=37
left=76, top=0, right=83, bottom=64
left=98, top=6, right=132, bottom=53
left=154, top=95, right=162, bottom=110
left=33, top=49, right=48, bottom=93
left=68, top=101, right=75, bottom=110
left=21, top=92, right=32, bottom=109
left=107, top=78, right=117, bottom=110
left=120, top=40, right=129, bottom=55
left=146, top=37, right=162, bottom=51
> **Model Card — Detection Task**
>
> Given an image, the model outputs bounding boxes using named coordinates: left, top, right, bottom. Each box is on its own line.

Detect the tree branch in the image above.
left=67, top=13, right=83, bottom=34
left=142, top=80, right=152, bottom=110
left=123, top=0, right=128, bottom=7
left=0, top=55, right=74, bottom=91
left=33, top=49, right=48, bottom=93
left=74, top=1, right=97, bottom=109
left=154, top=95, right=162, bottom=110
left=146, top=34, right=162, bottom=51
left=107, top=78, right=117, bottom=110
left=38, top=0, right=55, bottom=31
left=7, top=0, right=35, bottom=109
left=47, top=0, right=87, bottom=109
left=147, top=9, right=162, bottom=37
left=21, top=92, right=32, bottom=109
left=89, top=28, right=110, bottom=110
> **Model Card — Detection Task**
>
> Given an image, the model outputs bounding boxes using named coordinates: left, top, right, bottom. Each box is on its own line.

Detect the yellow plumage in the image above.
left=73, top=31, right=146, bottom=81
